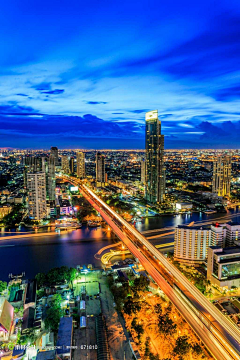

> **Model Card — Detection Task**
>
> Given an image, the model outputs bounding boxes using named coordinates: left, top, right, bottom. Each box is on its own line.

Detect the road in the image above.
left=60, top=175, right=240, bottom=360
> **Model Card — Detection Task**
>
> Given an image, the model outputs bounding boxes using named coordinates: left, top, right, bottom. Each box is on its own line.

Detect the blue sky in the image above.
left=0, top=0, right=240, bottom=149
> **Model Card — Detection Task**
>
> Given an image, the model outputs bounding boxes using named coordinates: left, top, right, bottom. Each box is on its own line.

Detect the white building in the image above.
left=174, top=223, right=226, bottom=264
left=27, top=172, right=47, bottom=220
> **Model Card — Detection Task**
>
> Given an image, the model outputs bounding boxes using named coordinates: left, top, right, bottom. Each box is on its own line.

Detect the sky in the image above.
left=0, top=0, right=240, bottom=149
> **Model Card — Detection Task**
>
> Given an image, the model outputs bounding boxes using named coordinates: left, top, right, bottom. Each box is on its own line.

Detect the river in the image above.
left=1, top=209, right=240, bottom=281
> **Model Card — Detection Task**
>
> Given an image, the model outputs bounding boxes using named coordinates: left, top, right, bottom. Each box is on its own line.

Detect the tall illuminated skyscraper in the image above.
left=61, top=155, right=70, bottom=174
left=50, top=146, right=59, bottom=167
left=212, top=155, right=231, bottom=197
left=96, top=152, right=105, bottom=186
left=145, top=110, right=165, bottom=204
left=77, top=152, right=85, bottom=178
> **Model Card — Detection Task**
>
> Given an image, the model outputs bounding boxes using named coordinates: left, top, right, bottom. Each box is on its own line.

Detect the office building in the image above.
left=207, top=246, right=240, bottom=289
left=27, top=172, right=47, bottom=220
left=77, top=152, right=85, bottom=178
left=50, top=147, right=59, bottom=167
left=141, top=159, right=146, bottom=184
left=70, top=157, right=75, bottom=174
left=96, top=152, right=106, bottom=186
left=47, top=155, right=56, bottom=201
left=212, top=155, right=231, bottom=197
left=174, top=223, right=226, bottom=264
left=62, top=155, right=70, bottom=174
left=145, top=110, right=165, bottom=204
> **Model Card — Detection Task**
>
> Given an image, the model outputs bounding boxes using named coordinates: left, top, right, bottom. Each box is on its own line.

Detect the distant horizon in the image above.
left=1, top=146, right=239, bottom=151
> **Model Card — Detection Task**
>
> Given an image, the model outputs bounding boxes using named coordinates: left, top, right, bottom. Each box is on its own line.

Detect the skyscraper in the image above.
left=61, top=155, right=70, bottom=174
left=212, top=155, right=231, bottom=197
left=141, top=158, right=146, bottom=184
left=47, top=154, right=56, bottom=201
left=96, top=152, right=105, bottom=186
left=50, top=147, right=59, bottom=167
left=145, top=110, right=165, bottom=204
left=70, top=157, right=75, bottom=174
left=77, top=152, right=85, bottom=178
left=27, top=172, right=47, bottom=220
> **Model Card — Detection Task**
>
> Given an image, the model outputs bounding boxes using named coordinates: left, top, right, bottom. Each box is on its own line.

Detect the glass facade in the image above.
left=221, top=262, right=240, bottom=279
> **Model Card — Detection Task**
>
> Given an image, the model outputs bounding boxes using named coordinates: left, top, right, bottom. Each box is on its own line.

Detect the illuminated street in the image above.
left=61, top=175, right=240, bottom=360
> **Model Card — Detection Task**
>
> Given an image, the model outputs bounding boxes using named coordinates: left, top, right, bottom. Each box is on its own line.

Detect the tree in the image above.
left=132, top=275, right=149, bottom=294
left=144, top=337, right=151, bottom=357
left=45, top=294, right=63, bottom=332
left=157, top=315, right=176, bottom=337
left=191, top=343, right=203, bottom=356
left=123, top=298, right=141, bottom=315
left=154, top=303, right=162, bottom=315
left=35, top=273, right=46, bottom=288
left=0, top=281, right=7, bottom=293
left=173, top=336, right=190, bottom=357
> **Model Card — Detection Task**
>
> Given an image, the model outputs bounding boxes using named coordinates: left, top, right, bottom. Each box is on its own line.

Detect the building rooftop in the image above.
left=56, top=317, right=73, bottom=355
left=214, top=246, right=240, bottom=257
left=36, top=350, right=56, bottom=360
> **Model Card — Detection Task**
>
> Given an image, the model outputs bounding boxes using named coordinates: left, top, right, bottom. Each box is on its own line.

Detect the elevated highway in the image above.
left=60, top=175, right=240, bottom=360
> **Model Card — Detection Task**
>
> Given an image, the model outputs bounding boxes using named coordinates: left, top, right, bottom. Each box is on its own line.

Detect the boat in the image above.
left=88, top=221, right=101, bottom=228
left=204, top=209, right=217, bottom=214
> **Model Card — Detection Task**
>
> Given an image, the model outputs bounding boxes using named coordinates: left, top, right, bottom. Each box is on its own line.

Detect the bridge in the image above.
left=100, top=242, right=174, bottom=265
left=60, top=175, right=240, bottom=360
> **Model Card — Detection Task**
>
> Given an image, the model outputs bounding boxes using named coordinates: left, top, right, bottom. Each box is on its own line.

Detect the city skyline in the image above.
left=0, top=1, right=240, bottom=149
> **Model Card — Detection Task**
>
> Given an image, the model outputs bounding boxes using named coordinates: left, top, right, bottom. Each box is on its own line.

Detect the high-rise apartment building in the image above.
left=27, top=172, right=47, bottom=220
left=141, top=158, right=146, bottom=184
left=96, top=152, right=105, bottom=186
left=212, top=155, right=231, bottom=197
left=42, top=155, right=56, bottom=202
left=50, top=147, right=59, bottom=167
left=145, top=110, right=165, bottom=204
left=62, top=155, right=70, bottom=174
left=70, top=157, right=75, bottom=174
left=77, top=152, right=85, bottom=178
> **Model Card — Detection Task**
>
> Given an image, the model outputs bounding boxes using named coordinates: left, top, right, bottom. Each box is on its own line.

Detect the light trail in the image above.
left=60, top=175, right=240, bottom=360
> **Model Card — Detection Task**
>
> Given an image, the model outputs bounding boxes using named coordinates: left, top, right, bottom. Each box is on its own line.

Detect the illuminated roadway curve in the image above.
left=61, top=176, right=240, bottom=360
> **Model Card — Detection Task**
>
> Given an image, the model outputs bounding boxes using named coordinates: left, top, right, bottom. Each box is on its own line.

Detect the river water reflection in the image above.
left=1, top=209, right=239, bottom=280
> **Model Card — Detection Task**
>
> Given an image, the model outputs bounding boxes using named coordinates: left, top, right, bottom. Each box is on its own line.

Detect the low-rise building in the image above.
left=207, top=246, right=240, bottom=289
left=56, top=317, right=73, bottom=360
left=175, top=202, right=193, bottom=211
left=0, top=299, right=14, bottom=340
left=0, top=204, right=12, bottom=219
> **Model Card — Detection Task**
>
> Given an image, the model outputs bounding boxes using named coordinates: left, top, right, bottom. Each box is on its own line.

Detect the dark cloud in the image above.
left=0, top=103, right=42, bottom=116
left=0, top=113, right=143, bottom=143
left=86, top=101, right=107, bottom=105
left=213, top=86, right=240, bottom=101
left=16, top=93, right=28, bottom=97
left=41, top=89, right=64, bottom=95
left=33, top=82, right=52, bottom=91
left=130, top=109, right=149, bottom=114
left=112, top=112, right=124, bottom=114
